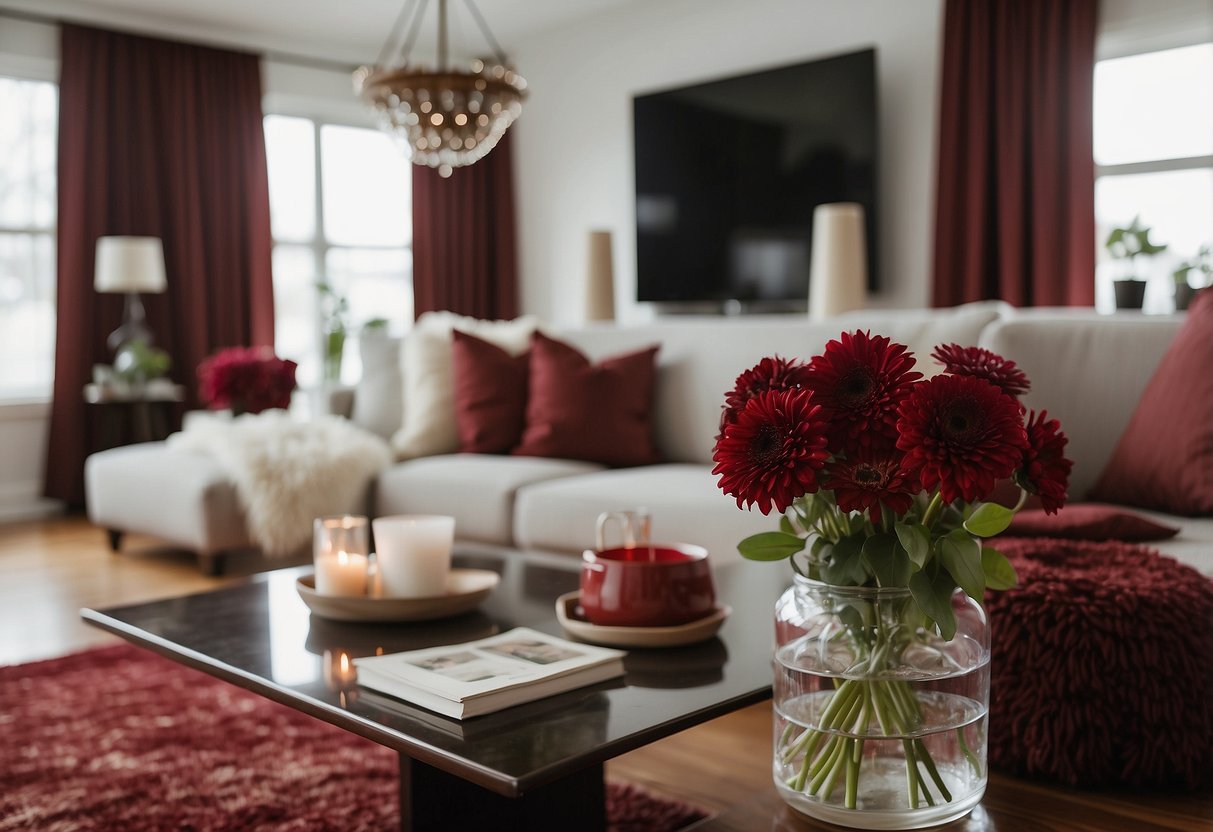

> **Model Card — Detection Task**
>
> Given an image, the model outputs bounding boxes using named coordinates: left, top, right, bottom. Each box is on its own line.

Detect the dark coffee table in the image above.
left=82, top=549, right=790, bottom=831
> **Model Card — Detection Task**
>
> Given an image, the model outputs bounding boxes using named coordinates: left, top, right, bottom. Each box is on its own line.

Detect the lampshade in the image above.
left=95, top=237, right=167, bottom=294
left=808, top=203, right=866, bottom=320
left=585, top=230, right=615, bottom=322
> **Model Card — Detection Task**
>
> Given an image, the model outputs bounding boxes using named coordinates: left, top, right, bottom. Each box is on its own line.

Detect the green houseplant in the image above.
left=317, top=281, right=349, bottom=383
left=1105, top=216, right=1167, bottom=310
left=1173, top=244, right=1211, bottom=311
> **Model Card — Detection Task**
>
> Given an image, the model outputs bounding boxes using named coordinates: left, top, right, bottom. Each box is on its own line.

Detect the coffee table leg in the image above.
left=398, top=753, right=606, bottom=832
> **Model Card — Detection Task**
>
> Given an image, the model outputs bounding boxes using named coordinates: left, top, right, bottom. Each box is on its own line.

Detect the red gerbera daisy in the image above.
left=932, top=344, right=1030, bottom=398
left=802, top=331, right=922, bottom=452
left=896, top=374, right=1028, bottom=504
left=712, top=388, right=829, bottom=515
left=1017, top=409, right=1072, bottom=514
left=721, top=356, right=808, bottom=429
left=824, top=450, right=915, bottom=522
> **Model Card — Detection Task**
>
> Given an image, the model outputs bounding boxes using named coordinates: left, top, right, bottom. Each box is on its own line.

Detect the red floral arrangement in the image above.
left=713, top=331, right=1073, bottom=637
left=197, top=347, right=298, bottom=415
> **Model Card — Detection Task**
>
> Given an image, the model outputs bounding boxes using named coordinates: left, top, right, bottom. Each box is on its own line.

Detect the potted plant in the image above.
left=1173, top=244, right=1211, bottom=312
left=317, top=281, right=349, bottom=383
left=1105, top=216, right=1167, bottom=310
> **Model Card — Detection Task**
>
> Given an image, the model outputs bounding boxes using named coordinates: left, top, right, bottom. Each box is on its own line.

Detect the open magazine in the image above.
left=353, top=628, right=626, bottom=719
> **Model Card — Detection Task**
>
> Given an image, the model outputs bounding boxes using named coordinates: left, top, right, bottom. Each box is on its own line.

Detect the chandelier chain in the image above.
left=396, top=0, right=433, bottom=67
left=459, top=0, right=509, bottom=66
left=376, top=0, right=421, bottom=68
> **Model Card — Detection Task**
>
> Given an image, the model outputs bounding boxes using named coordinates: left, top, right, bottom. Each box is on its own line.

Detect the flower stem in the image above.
left=920, top=491, right=944, bottom=528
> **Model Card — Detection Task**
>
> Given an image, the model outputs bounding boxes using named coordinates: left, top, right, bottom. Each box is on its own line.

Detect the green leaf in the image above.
left=938, top=531, right=985, bottom=602
left=981, top=547, right=1018, bottom=591
left=779, top=515, right=796, bottom=535
left=894, top=523, right=931, bottom=569
left=738, top=532, right=805, bottom=562
left=862, top=534, right=911, bottom=587
left=909, top=569, right=958, bottom=641
left=821, top=534, right=866, bottom=585
left=963, top=503, right=1015, bottom=538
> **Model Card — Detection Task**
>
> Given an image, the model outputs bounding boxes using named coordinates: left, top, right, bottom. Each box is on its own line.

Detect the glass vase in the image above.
left=773, top=575, right=989, bottom=830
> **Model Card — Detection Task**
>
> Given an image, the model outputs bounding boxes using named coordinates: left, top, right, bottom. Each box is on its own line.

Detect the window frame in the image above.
left=263, top=110, right=413, bottom=387
left=1092, top=42, right=1213, bottom=312
left=0, top=73, right=58, bottom=404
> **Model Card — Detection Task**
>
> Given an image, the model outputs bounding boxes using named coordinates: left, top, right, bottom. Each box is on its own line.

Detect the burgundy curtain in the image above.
left=932, top=0, right=1098, bottom=307
left=45, top=24, right=274, bottom=505
left=411, top=132, right=519, bottom=320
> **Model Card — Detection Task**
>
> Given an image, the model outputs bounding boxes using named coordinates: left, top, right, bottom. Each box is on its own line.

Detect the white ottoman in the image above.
left=85, top=443, right=252, bottom=575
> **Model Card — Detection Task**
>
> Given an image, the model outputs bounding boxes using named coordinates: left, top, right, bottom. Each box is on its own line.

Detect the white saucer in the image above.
left=554, top=591, right=730, bottom=648
left=296, top=569, right=500, bottom=622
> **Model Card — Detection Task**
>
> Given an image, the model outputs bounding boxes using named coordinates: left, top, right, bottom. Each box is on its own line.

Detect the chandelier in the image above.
left=354, top=0, right=527, bottom=178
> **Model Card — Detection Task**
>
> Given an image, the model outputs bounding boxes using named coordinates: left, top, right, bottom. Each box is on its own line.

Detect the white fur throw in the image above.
left=168, top=412, right=393, bottom=556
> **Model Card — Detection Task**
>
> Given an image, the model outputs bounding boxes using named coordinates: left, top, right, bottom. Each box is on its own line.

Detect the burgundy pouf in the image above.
left=986, top=538, right=1213, bottom=790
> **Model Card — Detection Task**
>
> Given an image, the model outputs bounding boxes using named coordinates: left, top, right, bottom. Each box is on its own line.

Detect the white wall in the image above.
left=509, top=0, right=945, bottom=325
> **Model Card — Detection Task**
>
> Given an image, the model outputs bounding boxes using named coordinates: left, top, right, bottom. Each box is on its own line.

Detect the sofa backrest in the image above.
left=979, top=311, right=1182, bottom=498
left=554, top=302, right=1007, bottom=465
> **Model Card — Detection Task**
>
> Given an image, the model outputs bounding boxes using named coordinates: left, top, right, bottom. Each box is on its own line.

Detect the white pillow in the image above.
left=391, top=311, right=538, bottom=459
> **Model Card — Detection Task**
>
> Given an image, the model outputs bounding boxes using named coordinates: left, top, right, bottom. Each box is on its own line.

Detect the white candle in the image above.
left=373, top=515, right=455, bottom=598
left=315, top=549, right=369, bottom=597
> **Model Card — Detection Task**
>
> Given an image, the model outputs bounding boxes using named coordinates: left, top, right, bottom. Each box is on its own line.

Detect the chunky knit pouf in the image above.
left=986, top=538, right=1213, bottom=789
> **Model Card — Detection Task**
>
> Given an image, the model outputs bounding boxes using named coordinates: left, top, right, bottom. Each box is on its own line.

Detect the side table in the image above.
left=83, top=382, right=186, bottom=448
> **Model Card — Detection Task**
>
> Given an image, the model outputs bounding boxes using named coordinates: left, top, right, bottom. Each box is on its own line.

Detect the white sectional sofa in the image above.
left=86, top=303, right=1212, bottom=576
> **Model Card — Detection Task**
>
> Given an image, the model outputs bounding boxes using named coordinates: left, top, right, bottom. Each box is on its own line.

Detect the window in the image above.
left=0, top=76, right=57, bottom=399
left=1093, top=43, right=1213, bottom=312
left=263, top=115, right=412, bottom=386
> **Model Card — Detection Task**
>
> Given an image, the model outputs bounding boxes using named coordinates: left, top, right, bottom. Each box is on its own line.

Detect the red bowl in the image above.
left=580, top=543, right=716, bottom=628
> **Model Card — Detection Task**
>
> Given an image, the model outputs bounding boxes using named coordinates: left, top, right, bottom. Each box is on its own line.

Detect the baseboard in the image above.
left=0, top=481, right=64, bottom=524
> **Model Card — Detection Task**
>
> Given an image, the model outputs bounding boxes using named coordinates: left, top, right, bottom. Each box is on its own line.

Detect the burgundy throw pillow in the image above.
left=1090, top=289, right=1213, bottom=515
left=450, top=330, right=528, bottom=454
left=513, top=332, right=661, bottom=466
left=1005, top=503, right=1179, bottom=542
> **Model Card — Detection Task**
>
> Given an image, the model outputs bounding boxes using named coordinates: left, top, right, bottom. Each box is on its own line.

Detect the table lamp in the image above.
left=95, top=236, right=167, bottom=351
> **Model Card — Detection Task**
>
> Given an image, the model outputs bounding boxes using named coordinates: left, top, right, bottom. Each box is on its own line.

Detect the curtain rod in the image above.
left=0, top=4, right=361, bottom=73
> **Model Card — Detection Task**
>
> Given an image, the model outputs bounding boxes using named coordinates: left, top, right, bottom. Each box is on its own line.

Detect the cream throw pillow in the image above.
left=391, top=312, right=538, bottom=459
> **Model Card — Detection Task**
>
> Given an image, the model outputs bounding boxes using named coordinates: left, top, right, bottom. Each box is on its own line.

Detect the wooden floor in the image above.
left=5, top=516, right=1209, bottom=829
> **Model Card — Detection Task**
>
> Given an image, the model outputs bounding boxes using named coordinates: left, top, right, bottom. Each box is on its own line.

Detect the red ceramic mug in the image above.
left=580, top=542, right=716, bottom=628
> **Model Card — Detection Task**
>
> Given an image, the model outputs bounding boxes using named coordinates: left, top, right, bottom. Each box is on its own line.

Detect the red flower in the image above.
left=198, top=347, right=298, bottom=414
left=932, top=344, right=1030, bottom=398
left=721, top=356, right=808, bottom=430
left=802, top=331, right=922, bottom=452
left=712, top=388, right=830, bottom=515
left=896, top=374, right=1028, bottom=504
left=824, top=450, right=915, bottom=522
left=1018, top=409, right=1072, bottom=514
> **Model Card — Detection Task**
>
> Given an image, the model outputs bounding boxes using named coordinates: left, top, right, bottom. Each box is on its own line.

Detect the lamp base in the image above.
left=107, top=292, right=154, bottom=352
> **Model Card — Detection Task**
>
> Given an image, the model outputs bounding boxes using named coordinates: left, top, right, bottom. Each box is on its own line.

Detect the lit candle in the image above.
left=315, top=549, right=369, bottom=597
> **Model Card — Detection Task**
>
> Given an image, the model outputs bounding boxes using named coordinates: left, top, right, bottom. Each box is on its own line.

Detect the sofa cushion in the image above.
left=451, top=330, right=529, bottom=454
left=1005, top=503, right=1179, bottom=541
left=513, top=464, right=774, bottom=561
left=514, top=332, right=661, bottom=467
left=979, top=311, right=1182, bottom=498
left=391, top=312, right=538, bottom=460
left=85, top=444, right=251, bottom=553
left=1089, top=290, right=1213, bottom=515
left=374, top=454, right=603, bottom=546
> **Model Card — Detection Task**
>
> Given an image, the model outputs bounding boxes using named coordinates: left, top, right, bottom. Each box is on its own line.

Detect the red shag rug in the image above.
left=988, top=538, right=1213, bottom=790
left=0, top=645, right=707, bottom=832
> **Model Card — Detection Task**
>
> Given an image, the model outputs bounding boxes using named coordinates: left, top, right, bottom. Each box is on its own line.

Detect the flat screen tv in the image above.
left=634, top=48, right=878, bottom=308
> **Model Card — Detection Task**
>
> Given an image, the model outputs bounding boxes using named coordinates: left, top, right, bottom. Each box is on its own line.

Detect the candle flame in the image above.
left=340, top=653, right=350, bottom=672
left=337, top=550, right=349, bottom=566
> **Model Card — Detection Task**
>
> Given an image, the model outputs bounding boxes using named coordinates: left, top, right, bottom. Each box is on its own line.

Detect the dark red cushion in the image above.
left=1005, top=503, right=1179, bottom=541
left=450, top=330, right=528, bottom=454
left=513, top=332, right=661, bottom=466
left=1089, top=289, right=1213, bottom=515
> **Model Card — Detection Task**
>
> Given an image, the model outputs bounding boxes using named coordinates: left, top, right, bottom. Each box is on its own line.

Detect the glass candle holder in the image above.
left=313, top=515, right=370, bottom=597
